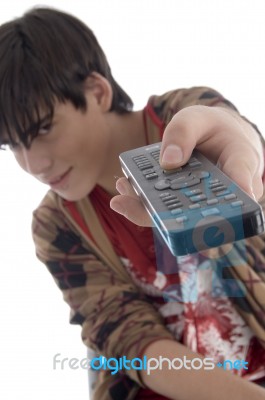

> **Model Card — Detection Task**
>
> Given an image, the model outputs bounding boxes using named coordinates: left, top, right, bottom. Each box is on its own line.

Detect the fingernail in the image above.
left=116, top=180, right=127, bottom=195
left=161, top=144, right=183, bottom=165
left=110, top=202, right=125, bottom=215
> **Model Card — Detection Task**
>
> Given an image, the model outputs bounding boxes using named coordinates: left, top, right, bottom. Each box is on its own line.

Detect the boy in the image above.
left=0, top=7, right=265, bottom=400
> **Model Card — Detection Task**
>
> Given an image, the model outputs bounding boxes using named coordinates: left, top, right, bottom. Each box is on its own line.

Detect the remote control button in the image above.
left=142, top=168, right=156, bottom=175
left=171, top=174, right=193, bottom=184
left=135, top=157, right=149, bottom=162
left=216, top=190, right=231, bottom=197
left=207, top=198, right=219, bottom=205
left=224, top=193, right=237, bottom=201
left=161, top=195, right=178, bottom=201
left=189, top=161, right=202, bottom=168
left=133, top=155, right=146, bottom=160
left=163, top=167, right=182, bottom=175
left=167, top=203, right=183, bottom=210
left=190, top=194, right=207, bottom=202
left=185, top=189, right=202, bottom=197
left=139, top=164, right=153, bottom=170
left=209, top=182, right=224, bottom=188
left=151, top=151, right=160, bottom=162
left=170, top=208, right=183, bottom=215
left=195, top=171, right=210, bottom=179
left=135, top=159, right=149, bottom=164
left=159, top=192, right=171, bottom=197
left=175, top=216, right=188, bottom=223
left=211, top=186, right=227, bottom=192
left=134, top=157, right=150, bottom=165
left=136, top=160, right=150, bottom=165
left=189, top=203, right=201, bottom=209
left=162, top=196, right=179, bottom=204
left=145, top=173, right=158, bottom=180
left=163, top=167, right=183, bottom=174
left=164, top=199, right=181, bottom=205
left=137, top=160, right=152, bottom=165
left=231, top=200, right=244, bottom=207
left=155, top=179, right=171, bottom=190
left=209, top=179, right=220, bottom=184
left=201, top=208, right=220, bottom=217
left=171, top=178, right=201, bottom=190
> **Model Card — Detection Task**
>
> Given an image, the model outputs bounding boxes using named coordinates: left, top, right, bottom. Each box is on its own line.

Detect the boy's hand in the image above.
left=110, top=105, right=264, bottom=226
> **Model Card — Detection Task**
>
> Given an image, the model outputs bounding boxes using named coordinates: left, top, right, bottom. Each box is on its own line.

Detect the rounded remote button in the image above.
left=189, top=203, right=201, bottom=209
left=201, top=208, right=220, bottom=217
left=185, top=188, right=202, bottom=197
left=211, top=186, right=227, bottom=192
left=171, top=175, right=189, bottom=184
left=216, top=190, right=231, bottom=197
left=164, top=199, right=180, bottom=205
left=142, top=168, right=156, bottom=175
left=209, top=182, right=223, bottom=188
left=159, top=192, right=171, bottom=197
left=171, top=208, right=183, bottom=215
left=189, top=161, right=202, bottom=168
left=167, top=203, right=182, bottom=209
left=175, top=216, right=188, bottom=223
left=208, top=179, right=220, bottom=184
left=207, top=198, right=219, bottom=205
left=161, top=195, right=178, bottom=201
left=154, top=179, right=171, bottom=190
left=224, top=193, right=237, bottom=201
left=231, top=200, right=244, bottom=207
left=196, top=171, right=210, bottom=179
left=163, top=167, right=183, bottom=175
left=145, top=173, right=158, bottom=180
left=171, top=178, right=200, bottom=190
left=133, top=155, right=146, bottom=161
left=190, top=194, right=207, bottom=202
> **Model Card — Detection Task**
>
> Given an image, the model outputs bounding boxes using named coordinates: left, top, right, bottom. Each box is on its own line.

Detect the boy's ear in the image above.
left=83, top=72, right=113, bottom=112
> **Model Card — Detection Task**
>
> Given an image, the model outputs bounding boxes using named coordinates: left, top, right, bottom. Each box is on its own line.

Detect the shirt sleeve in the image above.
left=31, top=195, right=175, bottom=387
left=148, top=86, right=263, bottom=138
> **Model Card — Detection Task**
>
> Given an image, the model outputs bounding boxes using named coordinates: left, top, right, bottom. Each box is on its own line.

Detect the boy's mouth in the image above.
left=48, top=167, right=73, bottom=188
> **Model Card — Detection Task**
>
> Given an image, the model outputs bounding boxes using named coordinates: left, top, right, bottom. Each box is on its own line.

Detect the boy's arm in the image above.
left=140, top=338, right=265, bottom=400
left=111, top=87, right=264, bottom=222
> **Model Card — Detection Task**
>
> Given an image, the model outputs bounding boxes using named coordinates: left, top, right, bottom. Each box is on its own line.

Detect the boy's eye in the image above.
left=38, top=123, right=52, bottom=135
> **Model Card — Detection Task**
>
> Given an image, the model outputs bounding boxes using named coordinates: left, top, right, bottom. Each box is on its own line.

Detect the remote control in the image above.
left=119, top=142, right=265, bottom=256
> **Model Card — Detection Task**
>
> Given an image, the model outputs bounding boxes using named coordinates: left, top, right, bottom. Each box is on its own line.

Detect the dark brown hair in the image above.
left=0, top=7, right=133, bottom=148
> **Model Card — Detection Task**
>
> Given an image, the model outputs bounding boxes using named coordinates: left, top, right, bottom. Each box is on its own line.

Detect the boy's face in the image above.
left=12, top=93, right=111, bottom=201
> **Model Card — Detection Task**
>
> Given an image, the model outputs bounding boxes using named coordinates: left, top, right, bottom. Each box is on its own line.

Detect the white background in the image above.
left=0, top=0, right=265, bottom=399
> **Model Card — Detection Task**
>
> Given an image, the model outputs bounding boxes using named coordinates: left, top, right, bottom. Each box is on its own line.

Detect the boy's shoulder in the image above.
left=32, top=189, right=65, bottom=228
left=147, top=86, right=233, bottom=125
